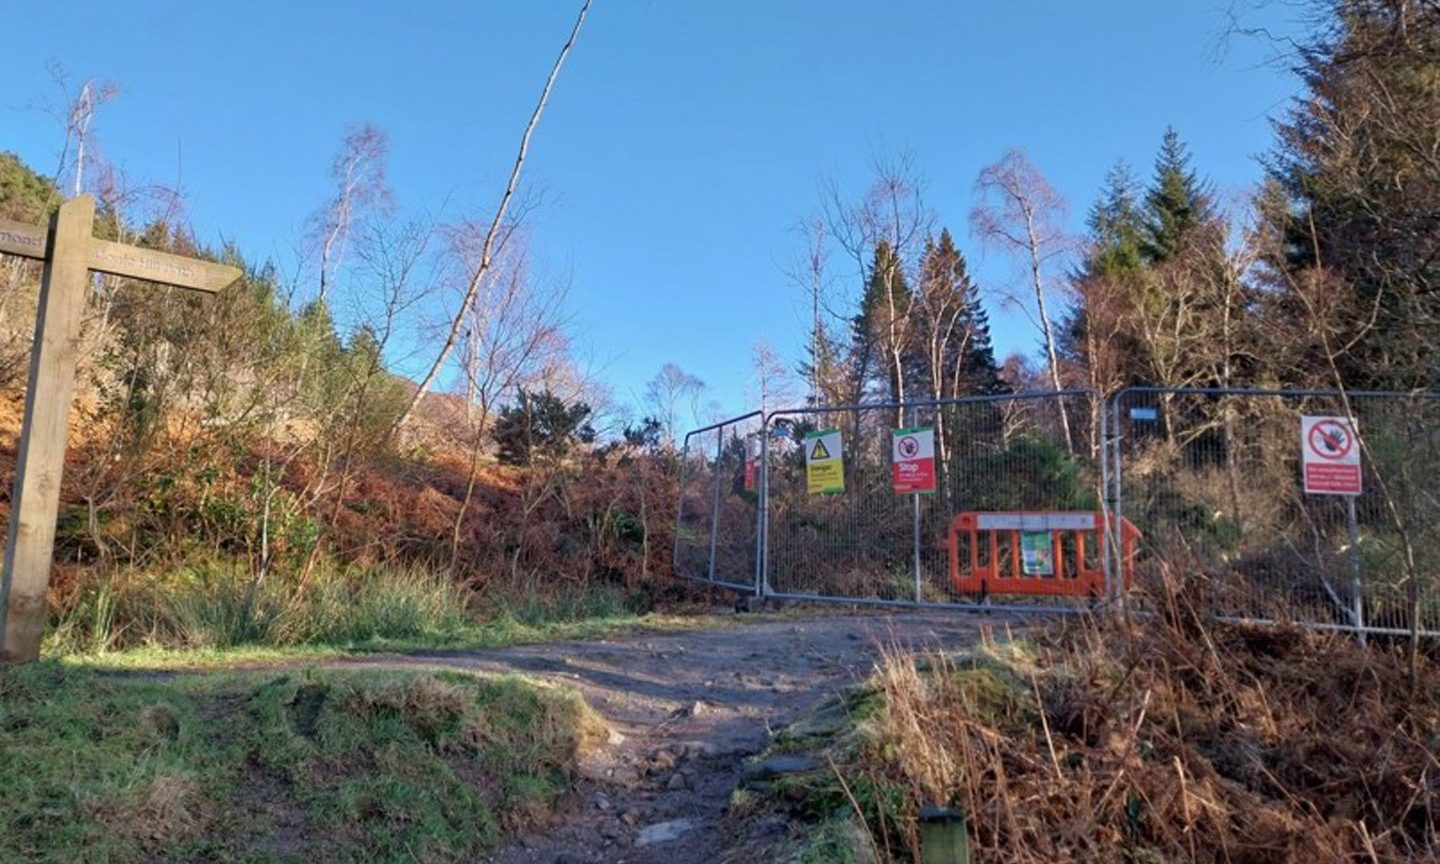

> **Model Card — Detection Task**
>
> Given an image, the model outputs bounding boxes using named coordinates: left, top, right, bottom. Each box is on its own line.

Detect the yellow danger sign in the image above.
left=805, top=429, right=844, bottom=494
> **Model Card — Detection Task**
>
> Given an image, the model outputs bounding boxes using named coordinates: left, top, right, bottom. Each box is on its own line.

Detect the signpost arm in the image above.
left=1, top=196, right=95, bottom=662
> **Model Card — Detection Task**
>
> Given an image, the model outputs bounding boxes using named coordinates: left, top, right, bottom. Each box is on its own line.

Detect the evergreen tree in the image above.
left=1087, top=161, right=1146, bottom=277
left=915, top=229, right=1003, bottom=398
left=796, top=318, right=847, bottom=408
left=1062, top=161, right=1150, bottom=383
left=0, top=152, right=57, bottom=222
left=1142, top=128, right=1215, bottom=263
left=492, top=388, right=596, bottom=466
left=1261, top=0, right=1440, bottom=387
left=850, top=240, right=913, bottom=404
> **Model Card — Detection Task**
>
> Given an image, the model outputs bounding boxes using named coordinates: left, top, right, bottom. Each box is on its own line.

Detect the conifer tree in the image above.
left=796, top=319, right=848, bottom=409
left=850, top=240, right=913, bottom=406
left=915, top=229, right=1002, bottom=399
left=1142, top=128, right=1215, bottom=263
left=1088, top=161, right=1146, bottom=277
left=1062, top=160, right=1149, bottom=386
left=1260, top=0, right=1440, bottom=388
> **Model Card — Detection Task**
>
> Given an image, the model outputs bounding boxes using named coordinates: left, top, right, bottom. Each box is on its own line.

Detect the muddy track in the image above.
left=340, top=610, right=1008, bottom=863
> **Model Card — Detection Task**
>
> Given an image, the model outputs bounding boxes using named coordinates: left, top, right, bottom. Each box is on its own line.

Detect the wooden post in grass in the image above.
left=920, top=805, right=971, bottom=864
left=0, top=195, right=240, bottom=662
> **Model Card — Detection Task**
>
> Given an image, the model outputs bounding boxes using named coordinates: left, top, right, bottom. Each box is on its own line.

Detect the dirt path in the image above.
left=343, top=610, right=1008, bottom=863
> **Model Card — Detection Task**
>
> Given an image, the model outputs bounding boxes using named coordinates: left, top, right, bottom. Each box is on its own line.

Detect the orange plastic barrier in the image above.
left=947, top=511, right=1140, bottom=598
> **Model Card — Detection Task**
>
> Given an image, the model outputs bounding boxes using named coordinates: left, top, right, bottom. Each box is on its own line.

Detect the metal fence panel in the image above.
left=673, top=412, right=762, bottom=592
left=762, top=391, right=1107, bottom=610
left=1112, top=388, right=1440, bottom=638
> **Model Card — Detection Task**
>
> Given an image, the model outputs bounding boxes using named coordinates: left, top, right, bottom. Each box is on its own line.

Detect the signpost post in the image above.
left=892, top=421, right=936, bottom=602
left=0, top=196, right=240, bottom=662
left=1300, top=415, right=1365, bottom=642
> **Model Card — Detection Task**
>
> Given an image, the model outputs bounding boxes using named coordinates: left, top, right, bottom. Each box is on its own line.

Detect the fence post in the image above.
left=1099, top=394, right=1113, bottom=604
left=1110, top=391, right=1128, bottom=608
left=919, top=806, right=971, bottom=864
left=755, top=414, right=769, bottom=598
left=706, top=429, right=725, bottom=582
left=673, top=433, right=691, bottom=580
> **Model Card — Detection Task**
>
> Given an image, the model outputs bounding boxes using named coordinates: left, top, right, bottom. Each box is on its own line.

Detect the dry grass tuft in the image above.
left=84, top=773, right=212, bottom=850
left=854, top=582, right=1440, bottom=862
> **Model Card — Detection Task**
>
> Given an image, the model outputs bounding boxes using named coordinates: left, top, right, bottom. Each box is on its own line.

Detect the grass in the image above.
left=46, top=563, right=480, bottom=655
left=63, top=609, right=746, bottom=671
left=45, top=561, right=752, bottom=670
left=10, top=564, right=766, bottom=861
left=0, top=660, right=606, bottom=863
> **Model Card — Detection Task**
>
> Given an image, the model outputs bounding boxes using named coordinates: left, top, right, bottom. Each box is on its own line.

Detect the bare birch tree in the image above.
left=748, top=339, right=796, bottom=416
left=42, top=67, right=117, bottom=199
left=645, top=363, right=706, bottom=447
left=824, top=154, right=933, bottom=425
left=450, top=234, right=569, bottom=560
left=311, top=124, right=392, bottom=306
left=395, top=0, right=593, bottom=432
left=971, top=149, right=1074, bottom=451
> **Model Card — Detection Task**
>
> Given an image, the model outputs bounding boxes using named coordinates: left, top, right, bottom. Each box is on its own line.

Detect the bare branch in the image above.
left=395, top=0, right=594, bottom=432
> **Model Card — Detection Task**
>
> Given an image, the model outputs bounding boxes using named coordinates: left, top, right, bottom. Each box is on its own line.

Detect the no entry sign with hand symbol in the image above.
left=891, top=427, right=936, bottom=494
left=1301, top=415, right=1362, bottom=495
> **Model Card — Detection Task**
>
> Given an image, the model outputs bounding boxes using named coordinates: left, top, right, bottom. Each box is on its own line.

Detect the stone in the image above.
left=666, top=772, right=688, bottom=791
left=635, top=819, right=694, bottom=847
left=681, top=741, right=716, bottom=759
left=742, top=755, right=822, bottom=784
left=648, top=750, right=676, bottom=773
left=786, top=700, right=849, bottom=738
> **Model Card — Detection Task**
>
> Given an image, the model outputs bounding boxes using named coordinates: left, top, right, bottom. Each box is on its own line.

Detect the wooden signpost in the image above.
left=0, top=195, right=240, bottom=662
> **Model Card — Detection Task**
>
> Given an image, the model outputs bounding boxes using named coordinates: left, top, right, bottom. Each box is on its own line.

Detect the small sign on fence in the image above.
left=1020, top=532, right=1055, bottom=575
left=891, top=426, right=936, bottom=494
left=805, top=428, right=845, bottom=494
left=1301, top=415, right=1362, bottom=495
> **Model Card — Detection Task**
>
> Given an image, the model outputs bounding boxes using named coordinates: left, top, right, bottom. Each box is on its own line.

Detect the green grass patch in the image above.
left=65, top=610, right=745, bottom=671
left=45, top=559, right=755, bottom=668
left=0, top=661, right=605, bottom=863
left=795, top=814, right=876, bottom=864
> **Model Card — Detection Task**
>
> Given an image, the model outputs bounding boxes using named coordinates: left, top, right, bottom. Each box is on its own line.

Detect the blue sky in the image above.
left=0, top=1, right=1309, bottom=421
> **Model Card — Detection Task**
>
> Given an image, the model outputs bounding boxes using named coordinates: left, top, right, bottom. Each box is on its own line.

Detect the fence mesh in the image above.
left=676, top=388, right=1440, bottom=639
left=1113, top=389, right=1440, bottom=637
left=674, top=412, right=762, bottom=592
left=763, top=392, right=1105, bottom=608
